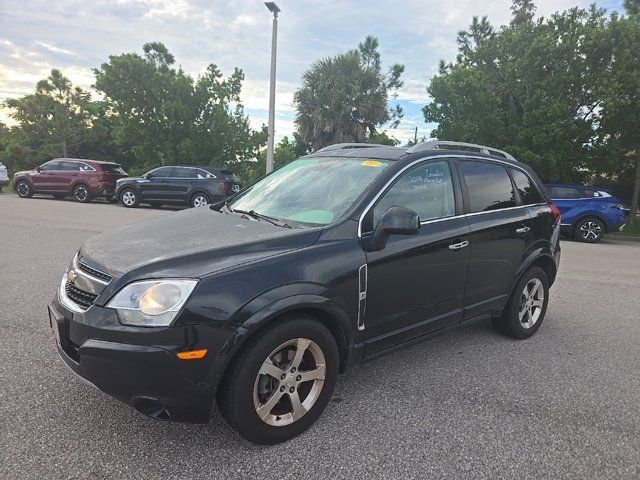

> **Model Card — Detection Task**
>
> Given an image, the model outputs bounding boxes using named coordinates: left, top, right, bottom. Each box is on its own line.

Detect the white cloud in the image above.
left=35, top=41, right=78, bottom=57
left=0, top=0, right=620, bottom=133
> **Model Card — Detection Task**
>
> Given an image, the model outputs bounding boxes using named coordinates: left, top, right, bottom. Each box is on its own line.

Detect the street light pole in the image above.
left=265, top=2, right=280, bottom=174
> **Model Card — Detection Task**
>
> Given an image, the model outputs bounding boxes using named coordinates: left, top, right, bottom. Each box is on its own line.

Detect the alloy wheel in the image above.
left=579, top=220, right=602, bottom=241
left=17, top=182, right=30, bottom=197
left=122, top=190, right=136, bottom=206
left=518, top=278, right=544, bottom=329
left=192, top=195, right=209, bottom=207
left=253, top=338, right=326, bottom=427
left=74, top=185, right=88, bottom=201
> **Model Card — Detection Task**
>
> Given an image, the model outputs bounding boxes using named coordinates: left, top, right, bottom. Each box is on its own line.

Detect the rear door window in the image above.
left=547, top=186, right=580, bottom=199
left=509, top=168, right=544, bottom=205
left=62, top=161, right=81, bottom=171
left=459, top=160, right=516, bottom=213
left=172, top=167, right=196, bottom=178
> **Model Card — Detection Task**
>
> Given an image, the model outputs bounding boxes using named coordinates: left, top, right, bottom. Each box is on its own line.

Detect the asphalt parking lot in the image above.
left=1, top=193, right=639, bottom=479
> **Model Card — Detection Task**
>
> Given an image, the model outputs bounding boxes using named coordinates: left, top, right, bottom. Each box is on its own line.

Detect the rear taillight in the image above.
left=219, top=181, right=231, bottom=193
left=549, top=203, right=561, bottom=224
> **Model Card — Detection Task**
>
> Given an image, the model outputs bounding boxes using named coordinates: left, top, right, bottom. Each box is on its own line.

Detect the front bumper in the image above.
left=48, top=300, right=223, bottom=423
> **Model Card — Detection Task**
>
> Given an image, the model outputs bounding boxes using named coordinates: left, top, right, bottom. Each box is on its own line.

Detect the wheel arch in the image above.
left=212, top=295, right=354, bottom=395
left=572, top=213, right=609, bottom=233
left=189, top=189, right=212, bottom=204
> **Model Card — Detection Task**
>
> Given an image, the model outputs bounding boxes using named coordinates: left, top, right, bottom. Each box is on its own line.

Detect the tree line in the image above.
left=0, top=0, right=638, bottom=220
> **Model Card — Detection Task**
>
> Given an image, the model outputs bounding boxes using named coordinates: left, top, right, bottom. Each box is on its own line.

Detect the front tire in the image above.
left=218, top=317, right=339, bottom=444
left=575, top=217, right=604, bottom=243
left=16, top=180, right=33, bottom=198
left=493, top=266, right=549, bottom=339
left=73, top=183, right=92, bottom=203
left=120, top=188, right=140, bottom=208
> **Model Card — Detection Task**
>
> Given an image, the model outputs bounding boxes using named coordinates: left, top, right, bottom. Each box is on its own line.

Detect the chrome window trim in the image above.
left=357, top=154, right=543, bottom=237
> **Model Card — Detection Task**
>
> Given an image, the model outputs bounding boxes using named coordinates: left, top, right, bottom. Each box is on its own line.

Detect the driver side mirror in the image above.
left=144, top=172, right=152, bottom=179
left=36, top=166, right=41, bottom=173
left=367, top=206, right=420, bottom=252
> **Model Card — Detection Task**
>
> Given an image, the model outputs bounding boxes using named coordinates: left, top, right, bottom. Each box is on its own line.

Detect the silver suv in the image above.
left=0, top=162, right=9, bottom=191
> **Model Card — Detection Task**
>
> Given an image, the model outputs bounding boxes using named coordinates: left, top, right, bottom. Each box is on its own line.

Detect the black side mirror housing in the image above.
left=367, top=206, right=420, bottom=252
left=36, top=166, right=41, bottom=173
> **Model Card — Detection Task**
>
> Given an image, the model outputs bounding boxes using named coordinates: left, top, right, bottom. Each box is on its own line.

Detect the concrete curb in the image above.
left=607, top=234, right=640, bottom=244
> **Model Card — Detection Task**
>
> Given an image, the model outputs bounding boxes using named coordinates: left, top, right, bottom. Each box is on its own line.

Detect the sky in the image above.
left=0, top=0, right=625, bottom=144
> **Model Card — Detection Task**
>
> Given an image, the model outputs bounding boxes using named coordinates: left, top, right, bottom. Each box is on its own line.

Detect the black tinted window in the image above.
left=460, top=161, right=516, bottom=213
left=547, top=186, right=580, bottom=199
left=371, top=160, right=456, bottom=227
left=150, top=167, right=172, bottom=178
left=40, top=161, right=61, bottom=171
left=172, top=167, right=196, bottom=178
left=62, top=161, right=81, bottom=171
left=510, top=168, right=544, bottom=205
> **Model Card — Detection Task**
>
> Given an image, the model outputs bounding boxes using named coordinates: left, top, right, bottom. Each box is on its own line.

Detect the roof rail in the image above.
left=315, top=143, right=388, bottom=153
left=406, top=140, right=517, bottom=161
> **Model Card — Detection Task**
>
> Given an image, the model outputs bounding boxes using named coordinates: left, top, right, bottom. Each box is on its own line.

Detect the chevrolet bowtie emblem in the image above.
left=66, top=270, right=78, bottom=284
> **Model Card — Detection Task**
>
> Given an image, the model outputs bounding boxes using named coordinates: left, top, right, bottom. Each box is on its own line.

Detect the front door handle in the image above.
left=515, top=226, right=531, bottom=234
left=449, top=240, right=469, bottom=250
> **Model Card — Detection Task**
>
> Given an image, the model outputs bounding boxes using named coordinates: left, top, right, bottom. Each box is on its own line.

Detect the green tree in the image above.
left=93, top=42, right=265, bottom=173
left=294, top=36, right=404, bottom=151
left=510, top=0, right=537, bottom=26
left=4, top=69, right=95, bottom=159
left=594, top=9, right=640, bottom=223
left=423, top=4, right=610, bottom=183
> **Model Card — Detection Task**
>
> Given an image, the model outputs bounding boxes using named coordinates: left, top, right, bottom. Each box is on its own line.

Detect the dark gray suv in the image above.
left=116, top=166, right=241, bottom=208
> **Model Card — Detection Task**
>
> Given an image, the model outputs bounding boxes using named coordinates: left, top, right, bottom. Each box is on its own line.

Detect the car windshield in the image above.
left=228, top=156, right=391, bottom=226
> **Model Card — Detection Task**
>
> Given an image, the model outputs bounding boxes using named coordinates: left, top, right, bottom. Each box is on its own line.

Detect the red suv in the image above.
left=14, top=158, right=128, bottom=203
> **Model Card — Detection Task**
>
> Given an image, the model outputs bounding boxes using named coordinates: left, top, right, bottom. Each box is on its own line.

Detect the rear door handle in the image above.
left=516, top=226, right=531, bottom=234
left=449, top=240, right=469, bottom=250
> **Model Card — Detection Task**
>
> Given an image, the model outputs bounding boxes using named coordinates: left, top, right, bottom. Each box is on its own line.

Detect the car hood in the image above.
left=78, top=208, right=323, bottom=281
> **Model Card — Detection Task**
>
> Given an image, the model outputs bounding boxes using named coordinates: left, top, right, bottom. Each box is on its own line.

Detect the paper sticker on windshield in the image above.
left=361, top=160, right=381, bottom=167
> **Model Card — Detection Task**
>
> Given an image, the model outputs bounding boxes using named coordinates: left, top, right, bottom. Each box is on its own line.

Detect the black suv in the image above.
left=116, top=165, right=241, bottom=208
left=49, top=141, right=561, bottom=444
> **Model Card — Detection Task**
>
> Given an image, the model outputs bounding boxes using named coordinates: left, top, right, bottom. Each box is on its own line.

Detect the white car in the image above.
left=0, top=162, right=8, bottom=191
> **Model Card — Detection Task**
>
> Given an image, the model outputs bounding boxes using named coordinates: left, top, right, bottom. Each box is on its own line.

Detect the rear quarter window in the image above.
left=510, top=168, right=544, bottom=205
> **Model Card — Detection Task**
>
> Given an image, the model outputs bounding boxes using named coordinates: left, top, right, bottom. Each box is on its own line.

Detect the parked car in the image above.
left=13, top=158, right=128, bottom=203
left=116, top=165, right=241, bottom=208
left=545, top=184, right=627, bottom=243
left=49, top=141, right=560, bottom=444
left=0, top=161, right=8, bottom=191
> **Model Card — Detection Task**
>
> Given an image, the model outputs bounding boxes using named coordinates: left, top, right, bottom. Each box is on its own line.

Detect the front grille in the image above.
left=77, top=260, right=112, bottom=282
left=65, top=282, right=98, bottom=308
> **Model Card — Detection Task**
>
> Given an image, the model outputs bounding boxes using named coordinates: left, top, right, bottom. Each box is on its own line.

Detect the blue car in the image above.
left=545, top=184, right=627, bottom=243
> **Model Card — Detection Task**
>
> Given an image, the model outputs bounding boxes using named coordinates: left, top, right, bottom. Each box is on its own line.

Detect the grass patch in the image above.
left=612, top=217, right=640, bottom=237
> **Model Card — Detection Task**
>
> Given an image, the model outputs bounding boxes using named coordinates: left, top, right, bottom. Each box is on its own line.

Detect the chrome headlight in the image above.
left=107, top=279, right=198, bottom=327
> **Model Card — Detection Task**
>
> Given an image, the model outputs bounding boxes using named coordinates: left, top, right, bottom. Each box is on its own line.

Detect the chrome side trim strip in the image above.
left=357, top=264, right=367, bottom=331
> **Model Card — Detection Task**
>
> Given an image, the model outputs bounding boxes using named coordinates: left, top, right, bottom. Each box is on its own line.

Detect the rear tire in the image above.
left=574, top=217, right=604, bottom=243
left=492, top=266, right=549, bottom=340
left=16, top=180, right=33, bottom=198
left=218, top=317, right=339, bottom=444
left=73, top=183, right=92, bottom=203
left=120, top=188, right=140, bottom=208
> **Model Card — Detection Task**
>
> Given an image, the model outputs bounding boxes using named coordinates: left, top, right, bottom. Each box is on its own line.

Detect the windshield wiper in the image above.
left=231, top=208, right=292, bottom=228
